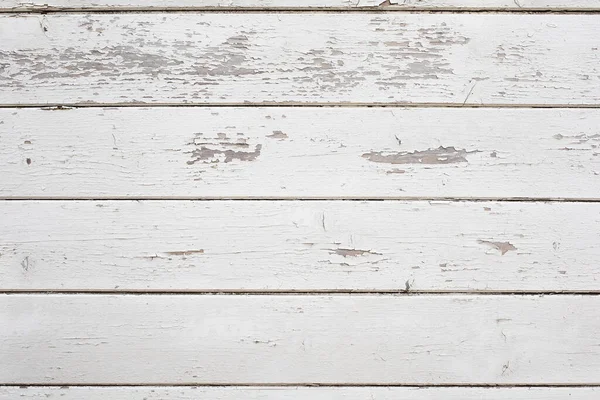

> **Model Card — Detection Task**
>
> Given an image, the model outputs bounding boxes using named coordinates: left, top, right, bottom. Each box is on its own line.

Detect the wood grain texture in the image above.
left=2, top=201, right=599, bottom=292
left=2, top=0, right=600, bottom=10
left=3, top=294, right=600, bottom=384
left=1, top=14, right=599, bottom=105
left=1, top=387, right=599, bottom=400
left=2, top=108, right=600, bottom=199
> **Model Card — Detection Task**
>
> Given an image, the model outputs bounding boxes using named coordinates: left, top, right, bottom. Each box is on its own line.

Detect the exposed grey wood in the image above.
left=2, top=294, right=600, bottom=384
left=1, top=200, right=599, bottom=291
left=1, top=108, right=599, bottom=199
left=1, top=14, right=599, bottom=105
left=1, top=386, right=599, bottom=399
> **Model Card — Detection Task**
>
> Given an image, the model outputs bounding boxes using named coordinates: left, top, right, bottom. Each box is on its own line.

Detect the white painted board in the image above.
left=2, top=294, right=600, bottom=384
left=1, top=200, right=599, bottom=291
left=2, top=108, right=599, bottom=199
left=1, top=14, right=599, bottom=105
left=1, top=386, right=599, bottom=400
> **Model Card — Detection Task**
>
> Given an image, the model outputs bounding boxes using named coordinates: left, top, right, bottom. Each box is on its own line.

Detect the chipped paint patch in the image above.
left=478, top=240, right=517, bottom=255
left=553, top=133, right=600, bottom=143
left=187, top=132, right=262, bottom=165
left=363, top=146, right=477, bottom=165
left=330, top=248, right=382, bottom=257
left=267, top=130, right=288, bottom=139
left=188, top=145, right=262, bottom=164
left=553, top=133, right=600, bottom=152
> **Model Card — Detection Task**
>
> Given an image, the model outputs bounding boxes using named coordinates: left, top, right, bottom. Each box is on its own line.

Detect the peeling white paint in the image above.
left=1, top=14, right=599, bottom=105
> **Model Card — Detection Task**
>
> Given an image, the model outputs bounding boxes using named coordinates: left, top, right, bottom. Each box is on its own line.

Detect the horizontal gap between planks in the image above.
left=4, top=290, right=600, bottom=295
left=3, top=7, right=600, bottom=14
left=4, top=383, right=600, bottom=387
left=1, top=197, right=600, bottom=202
left=6, top=103, right=600, bottom=110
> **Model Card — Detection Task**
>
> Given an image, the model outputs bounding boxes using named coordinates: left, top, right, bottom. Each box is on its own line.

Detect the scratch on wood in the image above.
left=111, top=133, right=118, bottom=150
left=164, top=250, right=205, bottom=256
left=501, top=361, right=511, bottom=375
left=463, top=82, right=477, bottom=105
left=21, top=256, right=31, bottom=271
left=386, top=169, right=406, bottom=174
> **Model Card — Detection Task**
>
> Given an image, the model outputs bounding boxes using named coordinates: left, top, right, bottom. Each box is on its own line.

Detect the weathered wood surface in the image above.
left=3, top=294, right=600, bottom=384
left=2, top=108, right=600, bottom=199
left=1, top=387, right=599, bottom=400
left=1, top=14, right=599, bottom=105
left=2, top=201, right=599, bottom=292
left=2, top=0, right=600, bottom=10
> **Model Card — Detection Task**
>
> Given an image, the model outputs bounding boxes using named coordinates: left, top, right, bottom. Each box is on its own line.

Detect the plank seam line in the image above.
left=1, top=197, right=600, bottom=202
left=4, top=383, right=600, bottom=387
left=5, top=103, right=600, bottom=109
left=3, top=8, right=600, bottom=14
left=4, top=291, right=600, bottom=295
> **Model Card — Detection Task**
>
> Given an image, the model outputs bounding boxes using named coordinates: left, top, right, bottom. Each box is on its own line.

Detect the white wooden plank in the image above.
left=1, top=14, right=599, bottom=105
left=1, top=201, right=599, bottom=291
left=2, top=294, right=600, bottom=383
left=2, top=108, right=599, bottom=199
left=2, top=0, right=600, bottom=10
left=1, top=386, right=599, bottom=400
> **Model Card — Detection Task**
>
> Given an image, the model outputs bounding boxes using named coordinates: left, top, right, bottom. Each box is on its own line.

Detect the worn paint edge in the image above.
left=1, top=197, right=600, bottom=202
left=3, top=7, right=600, bottom=13
left=4, top=291, right=600, bottom=295
left=3, top=383, right=600, bottom=387
left=5, top=103, right=600, bottom=109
